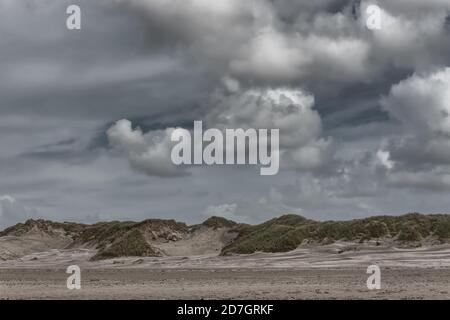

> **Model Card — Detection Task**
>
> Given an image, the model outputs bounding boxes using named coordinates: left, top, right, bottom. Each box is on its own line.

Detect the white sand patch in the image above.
left=2, top=242, right=450, bottom=270
left=153, top=226, right=237, bottom=256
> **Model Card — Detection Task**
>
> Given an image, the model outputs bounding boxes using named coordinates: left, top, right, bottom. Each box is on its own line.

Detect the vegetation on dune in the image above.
left=76, top=221, right=138, bottom=250
left=136, top=219, right=189, bottom=234
left=221, top=213, right=450, bottom=255
left=201, top=216, right=237, bottom=229
left=88, top=219, right=190, bottom=260
left=435, top=219, right=450, bottom=240
left=82, top=219, right=189, bottom=260
left=90, top=229, right=160, bottom=261
left=0, top=219, right=85, bottom=238
left=0, top=218, right=189, bottom=261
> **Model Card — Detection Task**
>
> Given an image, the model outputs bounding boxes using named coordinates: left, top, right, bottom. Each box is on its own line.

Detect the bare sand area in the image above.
left=1, top=243, right=450, bottom=299
left=1, top=267, right=449, bottom=300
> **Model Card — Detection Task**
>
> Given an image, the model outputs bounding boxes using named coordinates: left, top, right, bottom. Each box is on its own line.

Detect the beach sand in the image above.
left=1, top=243, right=450, bottom=299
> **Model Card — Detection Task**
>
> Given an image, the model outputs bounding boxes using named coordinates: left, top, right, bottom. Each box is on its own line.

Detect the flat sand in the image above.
left=1, top=243, right=450, bottom=299
left=1, top=267, right=449, bottom=299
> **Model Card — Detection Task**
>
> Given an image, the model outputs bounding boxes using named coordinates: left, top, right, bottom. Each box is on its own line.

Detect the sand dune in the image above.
left=1, top=215, right=450, bottom=299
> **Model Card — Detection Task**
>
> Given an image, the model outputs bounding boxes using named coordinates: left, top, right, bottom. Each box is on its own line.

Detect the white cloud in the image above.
left=381, top=68, right=450, bottom=169
left=121, top=0, right=376, bottom=83
left=230, top=29, right=371, bottom=82
left=107, top=119, right=188, bottom=177
left=376, top=149, right=394, bottom=170
left=383, top=68, right=450, bottom=136
left=364, top=2, right=449, bottom=70
left=229, top=29, right=308, bottom=82
left=207, top=85, right=333, bottom=171
left=371, top=68, right=450, bottom=191
left=121, top=0, right=450, bottom=85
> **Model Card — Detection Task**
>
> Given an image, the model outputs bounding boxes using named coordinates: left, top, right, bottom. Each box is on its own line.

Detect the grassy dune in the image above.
left=221, top=213, right=450, bottom=255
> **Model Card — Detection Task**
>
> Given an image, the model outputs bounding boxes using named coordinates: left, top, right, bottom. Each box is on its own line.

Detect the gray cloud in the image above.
left=1, top=0, right=450, bottom=228
left=0, top=195, right=37, bottom=229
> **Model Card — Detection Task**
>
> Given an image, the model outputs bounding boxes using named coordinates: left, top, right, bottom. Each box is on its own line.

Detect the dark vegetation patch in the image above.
left=90, top=229, right=160, bottom=261
left=201, top=216, right=237, bottom=229
left=221, top=213, right=450, bottom=255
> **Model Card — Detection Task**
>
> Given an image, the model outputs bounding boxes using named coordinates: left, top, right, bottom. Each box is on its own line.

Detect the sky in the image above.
left=1, top=0, right=450, bottom=228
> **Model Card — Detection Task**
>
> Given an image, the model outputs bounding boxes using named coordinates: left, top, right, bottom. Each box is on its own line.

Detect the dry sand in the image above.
left=1, top=243, right=450, bottom=299
left=1, top=267, right=449, bottom=300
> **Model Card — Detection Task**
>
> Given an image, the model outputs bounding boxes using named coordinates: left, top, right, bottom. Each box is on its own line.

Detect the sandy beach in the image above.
left=1, top=244, right=450, bottom=300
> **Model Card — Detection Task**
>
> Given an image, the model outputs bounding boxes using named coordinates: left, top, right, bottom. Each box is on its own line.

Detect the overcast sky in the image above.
left=1, top=0, right=450, bottom=228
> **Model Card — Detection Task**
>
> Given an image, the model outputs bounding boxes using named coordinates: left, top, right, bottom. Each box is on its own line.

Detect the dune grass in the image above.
left=221, top=213, right=450, bottom=255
